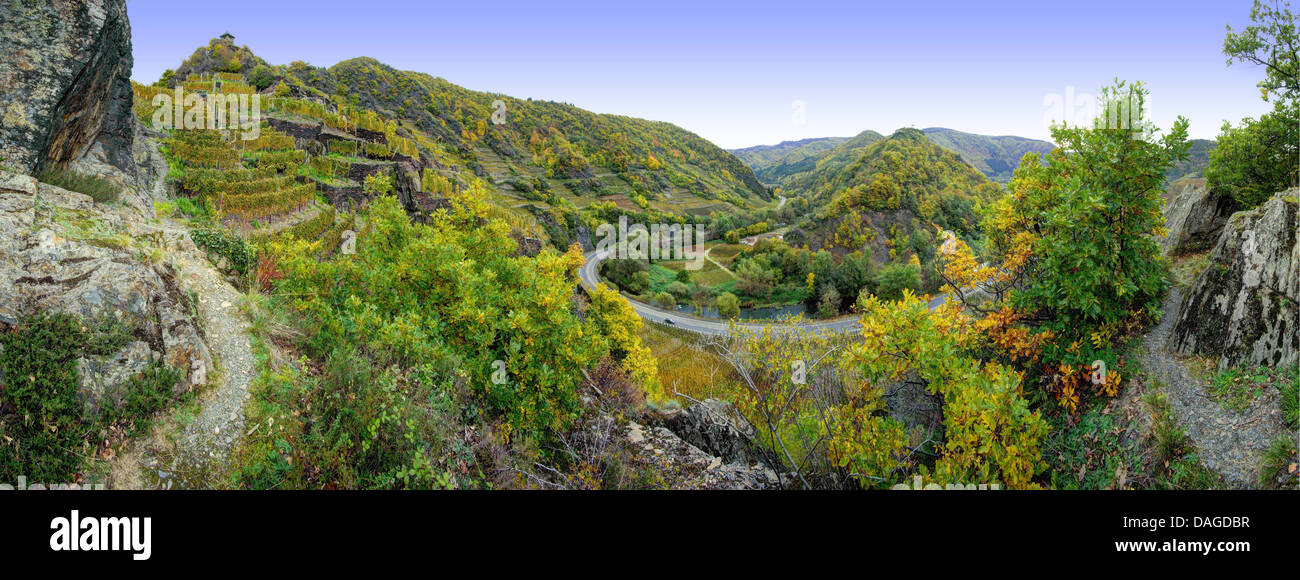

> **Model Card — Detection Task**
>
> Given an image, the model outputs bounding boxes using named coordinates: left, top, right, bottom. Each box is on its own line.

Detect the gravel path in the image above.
left=1139, top=287, right=1289, bottom=487
left=134, top=151, right=256, bottom=487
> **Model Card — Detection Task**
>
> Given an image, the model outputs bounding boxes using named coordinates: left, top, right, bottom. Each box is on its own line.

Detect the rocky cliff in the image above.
left=0, top=0, right=214, bottom=419
left=1159, top=179, right=1237, bottom=255
left=1167, top=190, right=1299, bottom=369
left=0, top=0, right=136, bottom=177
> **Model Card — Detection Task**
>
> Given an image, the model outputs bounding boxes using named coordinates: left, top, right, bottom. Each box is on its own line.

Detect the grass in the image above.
left=1207, top=363, right=1299, bottom=414
left=706, top=243, right=745, bottom=267
left=1143, top=389, right=1226, bottom=489
left=639, top=320, right=740, bottom=403
left=1045, top=407, right=1142, bottom=489
left=0, top=312, right=181, bottom=483
left=658, top=258, right=735, bottom=287
left=175, top=196, right=210, bottom=220
left=1257, top=435, right=1298, bottom=488
left=38, top=167, right=120, bottom=203
left=1169, top=252, right=1210, bottom=289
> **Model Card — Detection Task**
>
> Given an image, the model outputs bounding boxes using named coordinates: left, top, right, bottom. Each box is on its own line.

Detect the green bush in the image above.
left=716, top=292, right=740, bottom=318
left=192, top=228, right=256, bottom=276
left=874, top=262, right=920, bottom=301
left=0, top=313, right=89, bottom=481
left=0, top=313, right=180, bottom=482
left=653, top=291, right=675, bottom=309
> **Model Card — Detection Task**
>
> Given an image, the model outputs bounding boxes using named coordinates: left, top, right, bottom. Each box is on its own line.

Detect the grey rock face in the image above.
left=0, top=0, right=135, bottom=175
left=651, top=398, right=776, bottom=467
left=1168, top=190, right=1299, bottom=370
left=1160, top=180, right=1237, bottom=255
left=0, top=171, right=213, bottom=416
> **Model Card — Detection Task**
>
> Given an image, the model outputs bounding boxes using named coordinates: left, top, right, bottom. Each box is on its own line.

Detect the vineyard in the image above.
left=159, top=119, right=304, bottom=222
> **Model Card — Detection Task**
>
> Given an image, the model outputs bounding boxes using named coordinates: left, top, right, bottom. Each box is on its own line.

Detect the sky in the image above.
left=127, top=0, right=1276, bottom=148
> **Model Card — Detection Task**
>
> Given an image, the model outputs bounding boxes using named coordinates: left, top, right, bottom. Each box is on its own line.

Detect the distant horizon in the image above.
left=127, top=0, right=1273, bottom=149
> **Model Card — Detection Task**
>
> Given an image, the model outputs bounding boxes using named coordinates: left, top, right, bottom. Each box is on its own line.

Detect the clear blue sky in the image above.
left=127, top=0, right=1275, bottom=148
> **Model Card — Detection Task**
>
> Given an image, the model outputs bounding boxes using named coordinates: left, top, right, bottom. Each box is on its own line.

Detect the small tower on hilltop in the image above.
left=219, top=32, right=235, bottom=42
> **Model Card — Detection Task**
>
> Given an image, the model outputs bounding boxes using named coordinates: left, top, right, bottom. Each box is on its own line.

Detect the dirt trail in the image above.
left=1138, top=288, right=1289, bottom=488
left=111, top=146, right=257, bottom=489
left=702, top=246, right=736, bottom=277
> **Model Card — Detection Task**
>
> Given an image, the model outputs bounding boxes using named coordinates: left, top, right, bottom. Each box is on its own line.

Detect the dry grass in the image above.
left=640, top=321, right=741, bottom=403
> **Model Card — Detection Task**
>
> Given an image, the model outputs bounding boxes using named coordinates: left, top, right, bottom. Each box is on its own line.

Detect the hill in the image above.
left=1165, top=138, right=1216, bottom=180
left=780, top=128, right=1004, bottom=288
left=920, top=127, right=1056, bottom=183
left=730, top=136, right=849, bottom=183
left=158, top=37, right=771, bottom=247
left=733, top=127, right=1055, bottom=187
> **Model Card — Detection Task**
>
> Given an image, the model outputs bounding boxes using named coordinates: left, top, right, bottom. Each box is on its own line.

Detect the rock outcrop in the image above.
left=0, top=0, right=135, bottom=175
left=1167, top=190, right=1299, bottom=369
left=622, top=420, right=780, bottom=490
left=1160, top=179, right=1237, bottom=255
left=0, top=170, right=213, bottom=417
left=650, top=398, right=778, bottom=468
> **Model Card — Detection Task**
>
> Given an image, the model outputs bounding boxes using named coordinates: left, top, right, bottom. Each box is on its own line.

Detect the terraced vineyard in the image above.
left=135, top=78, right=361, bottom=271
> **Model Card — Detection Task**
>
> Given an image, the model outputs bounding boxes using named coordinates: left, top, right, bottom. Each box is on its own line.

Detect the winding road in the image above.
left=579, top=250, right=952, bottom=336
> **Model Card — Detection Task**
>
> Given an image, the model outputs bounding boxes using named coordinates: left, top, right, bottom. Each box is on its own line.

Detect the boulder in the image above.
left=1167, top=190, right=1299, bottom=369
left=0, top=0, right=135, bottom=175
left=1160, top=179, right=1236, bottom=255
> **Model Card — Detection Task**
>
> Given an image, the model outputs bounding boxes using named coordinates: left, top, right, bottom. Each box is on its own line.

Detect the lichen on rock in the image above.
left=1167, top=189, right=1299, bottom=370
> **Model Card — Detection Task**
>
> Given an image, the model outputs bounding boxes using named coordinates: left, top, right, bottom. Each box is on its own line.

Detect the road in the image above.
left=579, top=250, right=951, bottom=337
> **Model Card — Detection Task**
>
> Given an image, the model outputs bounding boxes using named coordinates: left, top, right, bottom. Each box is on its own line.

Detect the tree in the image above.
left=629, top=271, right=651, bottom=295
left=1003, top=81, right=1185, bottom=332
left=716, top=292, right=741, bottom=319
left=1209, top=2, right=1300, bottom=207
left=875, top=262, right=921, bottom=302
left=600, top=259, right=650, bottom=294
left=665, top=281, right=691, bottom=300
left=833, top=250, right=876, bottom=301
left=837, top=292, right=1048, bottom=489
left=249, top=64, right=276, bottom=91
left=675, top=268, right=691, bottom=284
left=1206, top=101, right=1300, bottom=208
left=155, top=69, right=175, bottom=88
left=817, top=283, right=841, bottom=318
left=1224, top=0, right=1298, bottom=103
left=588, top=283, right=662, bottom=399
left=939, top=80, right=1185, bottom=414
left=653, top=291, right=676, bottom=309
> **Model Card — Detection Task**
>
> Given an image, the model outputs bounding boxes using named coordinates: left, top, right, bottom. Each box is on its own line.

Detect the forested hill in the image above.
left=730, top=136, right=849, bottom=182
left=165, top=38, right=770, bottom=225
left=920, top=127, right=1055, bottom=183
left=732, top=127, right=1054, bottom=186
left=784, top=128, right=1003, bottom=268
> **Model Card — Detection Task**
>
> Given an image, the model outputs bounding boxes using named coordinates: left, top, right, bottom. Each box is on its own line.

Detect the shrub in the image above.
left=0, top=313, right=181, bottom=482
left=1205, top=101, right=1299, bottom=209
left=266, top=192, right=634, bottom=436
left=875, top=262, right=920, bottom=301
left=0, top=313, right=88, bottom=481
left=192, top=228, right=256, bottom=276
left=653, top=291, right=676, bottom=309
left=716, top=292, right=740, bottom=319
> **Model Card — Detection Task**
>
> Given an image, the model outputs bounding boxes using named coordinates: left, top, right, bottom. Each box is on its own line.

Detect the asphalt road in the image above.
left=579, top=250, right=950, bottom=337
